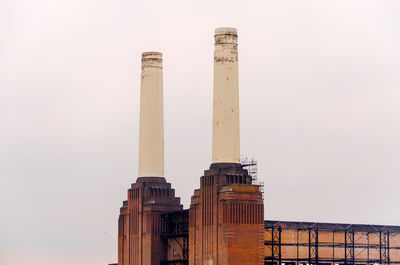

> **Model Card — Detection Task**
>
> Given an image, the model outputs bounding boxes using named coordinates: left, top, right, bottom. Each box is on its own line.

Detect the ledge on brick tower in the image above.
left=209, top=162, right=242, bottom=170
left=131, top=176, right=182, bottom=210
left=136, top=176, right=166, bottom=183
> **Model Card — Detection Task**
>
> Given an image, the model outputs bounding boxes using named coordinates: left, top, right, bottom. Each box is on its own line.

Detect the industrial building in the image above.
left=114, top=28, right=400, bottom=265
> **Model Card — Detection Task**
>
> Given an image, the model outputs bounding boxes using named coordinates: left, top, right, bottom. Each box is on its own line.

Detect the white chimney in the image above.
left=212, top=27, right=240, bottom=163
left=138, top=52, right=164, bottom=177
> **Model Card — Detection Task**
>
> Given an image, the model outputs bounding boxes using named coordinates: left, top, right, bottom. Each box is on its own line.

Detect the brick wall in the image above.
left=118, top=177, right=182, bottom=265
left=189, top=163, right=264, bottom=265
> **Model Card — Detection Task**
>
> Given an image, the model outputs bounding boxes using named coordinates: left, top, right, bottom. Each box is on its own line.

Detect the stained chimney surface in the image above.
left=138, top=52, right=164, bottom=177
left=212, top=27, right=240, bottom=163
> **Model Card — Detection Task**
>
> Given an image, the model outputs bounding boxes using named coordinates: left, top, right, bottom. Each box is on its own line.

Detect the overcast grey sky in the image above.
left=1, top=0, right=400, bottom=264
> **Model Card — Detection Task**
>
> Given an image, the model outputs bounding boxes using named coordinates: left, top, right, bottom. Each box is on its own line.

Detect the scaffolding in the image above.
left=241, top=155, right=264, bottom=197
left=264, top=221, right=400, bottom=265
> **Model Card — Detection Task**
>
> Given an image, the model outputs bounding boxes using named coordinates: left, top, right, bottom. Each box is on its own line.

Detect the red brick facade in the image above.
left=189, top=163, right=265, bottom=265
left=117, top=164, right=265, bottom=265
left=118, top=177, right=182, bottom=265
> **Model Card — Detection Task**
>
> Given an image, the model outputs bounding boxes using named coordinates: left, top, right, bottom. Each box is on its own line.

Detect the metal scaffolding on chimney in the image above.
left=241, top=155, right=264, bottom=198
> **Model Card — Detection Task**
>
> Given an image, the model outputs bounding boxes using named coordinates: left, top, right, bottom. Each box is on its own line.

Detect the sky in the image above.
left=1, top=0, right=400, bottom=264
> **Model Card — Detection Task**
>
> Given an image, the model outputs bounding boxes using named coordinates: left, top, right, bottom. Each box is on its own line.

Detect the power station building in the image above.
left=115, top=28, right=400, bottom=265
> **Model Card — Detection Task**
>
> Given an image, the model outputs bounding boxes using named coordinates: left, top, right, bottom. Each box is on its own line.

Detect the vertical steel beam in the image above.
left=297, top=229, right=299, bottom=265
left=388, top=231, right=390, bottom=264
left=332, top=230, right=335, bottom=265
left=309, top=228, right=312, bottom=265
left=380, top=231, right=383, bottom=263
left=344, top=230, right=347, bottom=265
left=367, top=232, right=370, bottom=265
left=279, top=227, right=282, bottom=265
left=315, top=229, right=319, bottom=265
left=272, top=227, right=275, bottom=265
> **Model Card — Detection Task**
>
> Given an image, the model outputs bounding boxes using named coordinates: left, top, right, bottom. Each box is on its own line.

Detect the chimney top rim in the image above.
left=142, top=51, right=163, bottom=58
left=215, top=27, right=237, bottom=35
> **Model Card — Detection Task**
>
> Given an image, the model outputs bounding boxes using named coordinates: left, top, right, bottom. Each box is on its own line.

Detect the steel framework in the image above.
left=265, top=221, right=400, bottom=265
left=161, top=210, right=189, bottom=265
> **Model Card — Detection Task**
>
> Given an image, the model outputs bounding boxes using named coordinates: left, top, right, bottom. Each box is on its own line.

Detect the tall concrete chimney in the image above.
left=212, top=27, right=240, bottom=163
left=138, top=51, right=164, bottom=177
left=118, top=52, right=183, bottom=265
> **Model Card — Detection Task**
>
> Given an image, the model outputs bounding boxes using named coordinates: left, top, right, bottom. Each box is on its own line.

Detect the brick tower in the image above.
left=189, top=28, right=265, bottom=265
left=118, top=52, right=182, bottom=265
